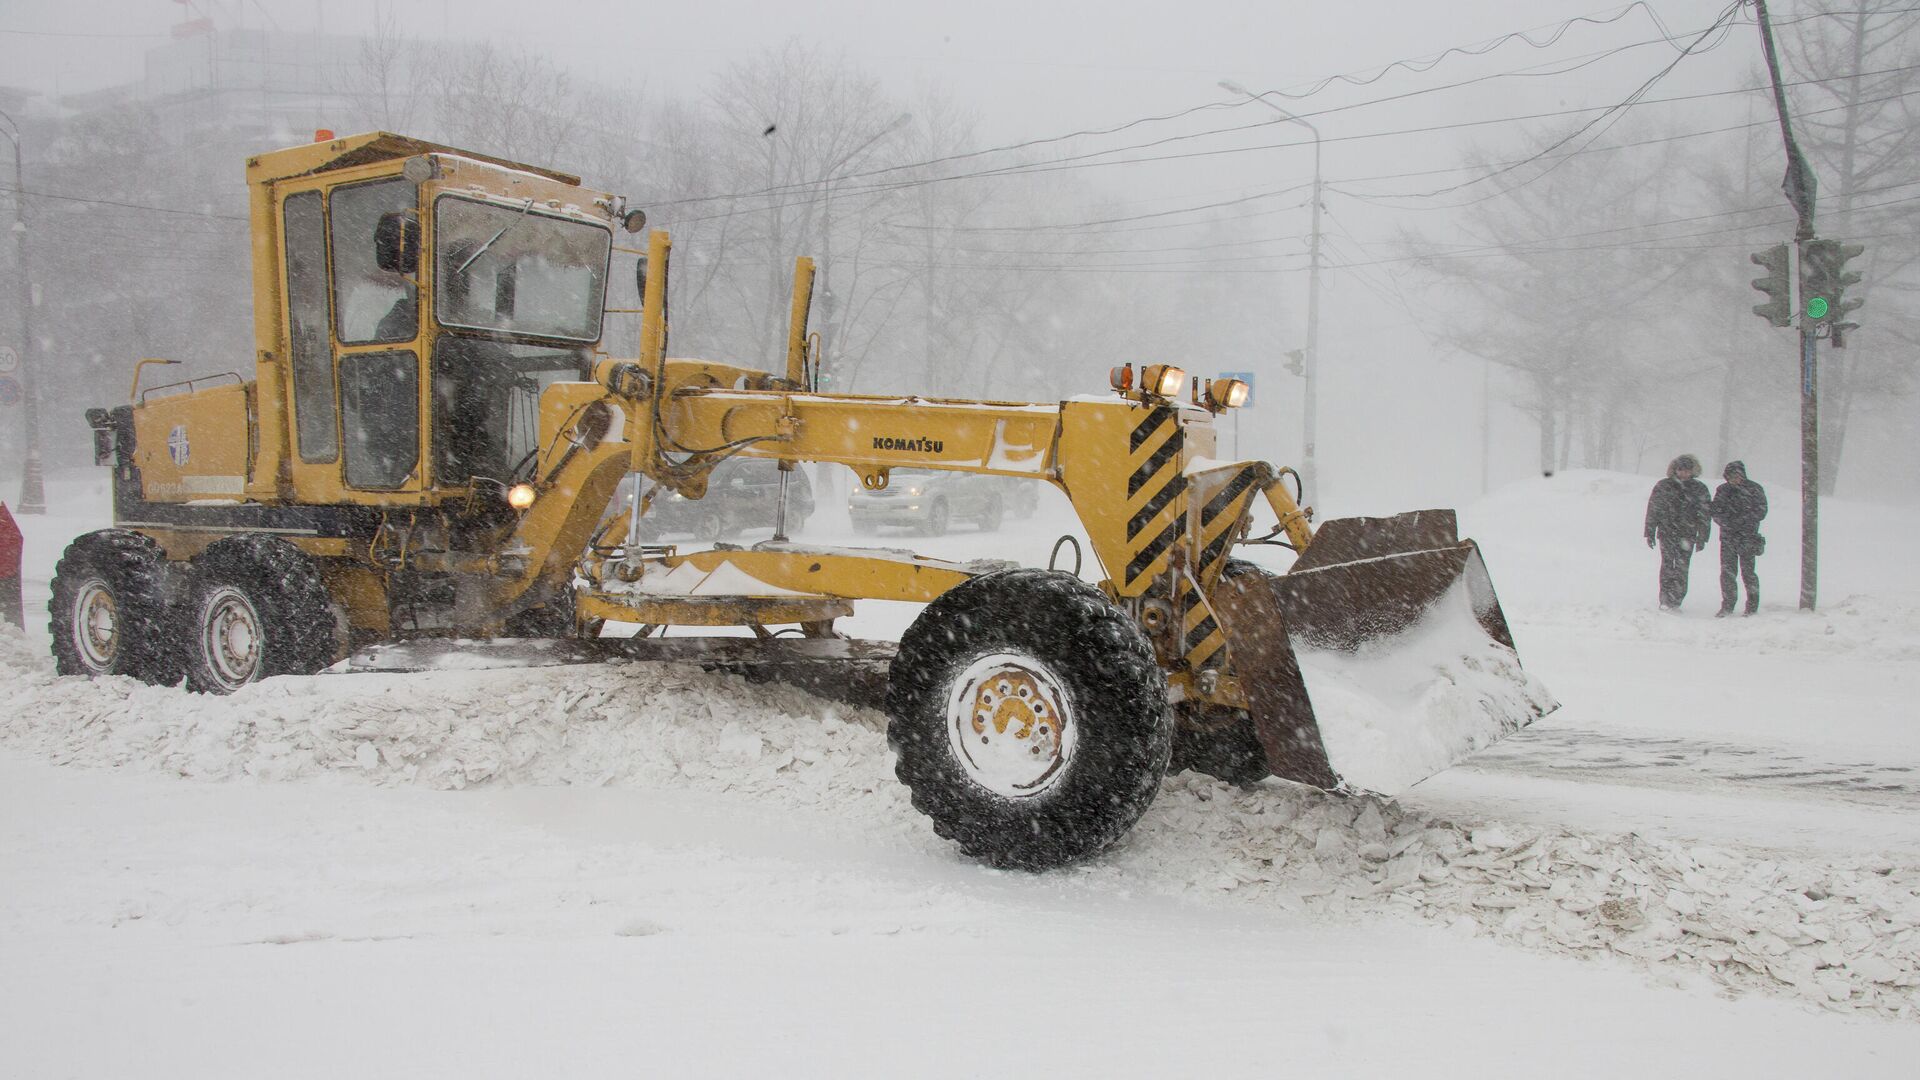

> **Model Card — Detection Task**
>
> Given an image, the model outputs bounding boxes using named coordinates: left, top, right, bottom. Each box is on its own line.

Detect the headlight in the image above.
left=1206, top=378, right=1250, bottom=410
left=506, top=483, right=537, bottom=510
left=1141, top=364, right=1186, bottom=399
left=904, top=486, right=923, bottom=496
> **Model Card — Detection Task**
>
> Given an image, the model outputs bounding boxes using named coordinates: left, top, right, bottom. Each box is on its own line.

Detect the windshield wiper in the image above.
left=455, top=197, right=536, bottom=275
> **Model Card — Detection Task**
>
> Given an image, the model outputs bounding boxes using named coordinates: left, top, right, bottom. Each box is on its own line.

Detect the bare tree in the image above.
left=1399, top=129, right=1724, bottom=473
left=1780, top=0, right=1920, bottom=494
left=331, top=1, right=422, bottom=133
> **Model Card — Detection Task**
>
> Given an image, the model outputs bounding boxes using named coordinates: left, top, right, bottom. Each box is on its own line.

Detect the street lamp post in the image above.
left=815, top=112, right=912, bottom=390
left=1, top=108, right=44, bottom=515
left=1220, top=80, right=1322, bottom=509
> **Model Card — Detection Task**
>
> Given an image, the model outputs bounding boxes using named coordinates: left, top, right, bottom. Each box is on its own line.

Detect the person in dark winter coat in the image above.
left=1644, top=454, right=1712, bottom=610
left=1710, top=460, right=1768, bottom=616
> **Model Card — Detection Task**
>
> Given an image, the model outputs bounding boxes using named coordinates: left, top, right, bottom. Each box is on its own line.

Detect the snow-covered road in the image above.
left=4, top=469, right=1919, bottom=1076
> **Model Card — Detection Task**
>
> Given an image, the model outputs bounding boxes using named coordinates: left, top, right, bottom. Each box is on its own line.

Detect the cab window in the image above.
left=283, top=190, right=337, bottom=462
left=330, top=178, right=418, bottom=345
left=340, top=351, right=420, bottom=489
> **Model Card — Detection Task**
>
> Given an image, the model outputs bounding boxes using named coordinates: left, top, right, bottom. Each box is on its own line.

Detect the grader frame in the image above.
left=54, top=132, right=1551, bottom=870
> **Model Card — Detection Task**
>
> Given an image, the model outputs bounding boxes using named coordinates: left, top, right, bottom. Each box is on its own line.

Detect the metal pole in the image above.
left=1798, top=316, right=1818, bottom=610
left=1754, top=0, right=1818, bottom=610
left=1302, top=136, right=1322, bottom=509
left=1480, top=357, right=1491, bottom=495
left=3, top=112, right=44, bottom=515
left=1219, top=81, right=1322, bottom=508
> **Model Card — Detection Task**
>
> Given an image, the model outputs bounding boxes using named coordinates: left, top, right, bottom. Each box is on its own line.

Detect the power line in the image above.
left=1238, top=1, right=1711, bottom=101
left=0, top=28, right=167, bottom=39
left=646, top=1, right=1756, bottom=213
left=830, top=187, right=1920, bottom=275
left=862, top=72, right=1918, bottom=238
left=1337, top=0, right=1746, bottom=205
left=0, top=185, right=248, bottom=222
left=710, top=58, right=1915, bottom=235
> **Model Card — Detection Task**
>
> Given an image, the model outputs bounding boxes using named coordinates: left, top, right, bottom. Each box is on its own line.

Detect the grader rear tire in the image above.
left=183, top=534, right=342, bottom=694
left=887, top=568, right=1172, bottom=870
left=48, top=529, right=182, bottom=685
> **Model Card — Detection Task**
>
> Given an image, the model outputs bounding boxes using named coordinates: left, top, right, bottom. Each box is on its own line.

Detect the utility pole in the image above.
left=1220, top=80, right=1323, bottom=508
left=1, top=108, right=44, bottom=515
left=1303, top=142, right=1323, bottom=509
left=1753, top=0, right=1819, bottom=611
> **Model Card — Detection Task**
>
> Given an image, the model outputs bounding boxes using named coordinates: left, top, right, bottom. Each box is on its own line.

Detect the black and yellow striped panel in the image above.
left=1124, top=405, right=1186, bottom=590
left=1193, top=465, right=1262, bottom=587
left=1177, top=574, right=1228, bottom=672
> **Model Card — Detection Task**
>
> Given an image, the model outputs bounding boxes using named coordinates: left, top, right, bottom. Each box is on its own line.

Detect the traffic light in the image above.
left=1749, top=243, right=1793, bottom=328
left=1801, top=239, right=1865, bottom=327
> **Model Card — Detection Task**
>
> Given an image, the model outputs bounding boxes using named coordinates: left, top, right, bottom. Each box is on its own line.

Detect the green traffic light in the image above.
left=1807, top=296, right=1830, bottom=319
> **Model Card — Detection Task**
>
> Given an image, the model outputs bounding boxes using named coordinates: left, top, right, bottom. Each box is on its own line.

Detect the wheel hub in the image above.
left=72, top=579, right=118, bottom=671
left=201, top=586, right=264, bottom=689
left=945, top=653, right=1076, bottom=798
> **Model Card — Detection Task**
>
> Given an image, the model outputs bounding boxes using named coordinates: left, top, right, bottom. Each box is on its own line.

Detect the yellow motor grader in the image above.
left=51, top=132, right=1553, bottom=869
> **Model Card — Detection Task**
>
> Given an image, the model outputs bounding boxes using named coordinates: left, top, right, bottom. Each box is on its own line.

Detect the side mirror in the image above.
left=374, top=212, right=421, bottom=275
left=634, top=255, right=648, bottom=301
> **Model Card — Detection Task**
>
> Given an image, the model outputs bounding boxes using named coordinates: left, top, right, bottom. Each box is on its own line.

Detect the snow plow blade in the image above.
left=1213, top=510, right=1555, bottom=796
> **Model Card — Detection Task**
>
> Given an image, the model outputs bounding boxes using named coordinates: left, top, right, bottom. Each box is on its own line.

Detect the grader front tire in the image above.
left=887, top=569, right=1172, bottom=871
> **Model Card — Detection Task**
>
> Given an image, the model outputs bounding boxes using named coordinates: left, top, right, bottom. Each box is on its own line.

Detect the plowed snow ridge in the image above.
left=1, top=628, right=1915, bottom=1020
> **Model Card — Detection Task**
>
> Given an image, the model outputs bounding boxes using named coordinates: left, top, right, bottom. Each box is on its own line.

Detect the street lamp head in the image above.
left=1217, top=79, right=1252, bottom=98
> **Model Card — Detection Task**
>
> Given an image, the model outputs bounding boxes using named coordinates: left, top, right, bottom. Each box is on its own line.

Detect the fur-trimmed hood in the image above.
left=1667, top=454, right=1702, bottom=479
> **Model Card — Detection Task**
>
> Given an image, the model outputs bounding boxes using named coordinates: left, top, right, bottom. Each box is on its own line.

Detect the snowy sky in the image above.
left=2, top=0, right=1754, bottom=140
left=8, top=0, right=1897, bottom=506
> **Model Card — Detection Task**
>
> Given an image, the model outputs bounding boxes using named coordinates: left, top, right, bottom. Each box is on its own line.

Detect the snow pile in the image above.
left=1296, top=575, right=1556, bottom=795
left=1131, top=776, right=1920, bottom=1020
left=0, top=630, right=912, bottom=820
left=3, top=625, right=1916, bottom=1019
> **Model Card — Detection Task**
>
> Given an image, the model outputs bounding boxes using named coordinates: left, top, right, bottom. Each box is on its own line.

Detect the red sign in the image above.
left=0, top=503, right=19, bottom=581
left=0, top=503, right=17, bottom=629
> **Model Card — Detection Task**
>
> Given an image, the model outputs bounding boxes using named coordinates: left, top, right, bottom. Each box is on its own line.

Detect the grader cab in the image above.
left=52, top=132, right=1553, bottom=870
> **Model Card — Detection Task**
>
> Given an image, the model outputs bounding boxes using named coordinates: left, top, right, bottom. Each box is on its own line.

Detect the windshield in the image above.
left=434, top=195, right=611, bottom=342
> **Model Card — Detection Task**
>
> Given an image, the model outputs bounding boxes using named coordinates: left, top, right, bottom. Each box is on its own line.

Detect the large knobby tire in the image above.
left=183, top=534, right=343, bottom=694
left=888, top=568, right=1173, bottom=871
left=1169, top=559, right=1274, bottom=786
left=48, top=529, right=182, bottom=685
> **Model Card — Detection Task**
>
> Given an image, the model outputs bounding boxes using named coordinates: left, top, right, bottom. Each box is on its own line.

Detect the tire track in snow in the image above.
left=1466, top=726, right=1920, bottom=806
